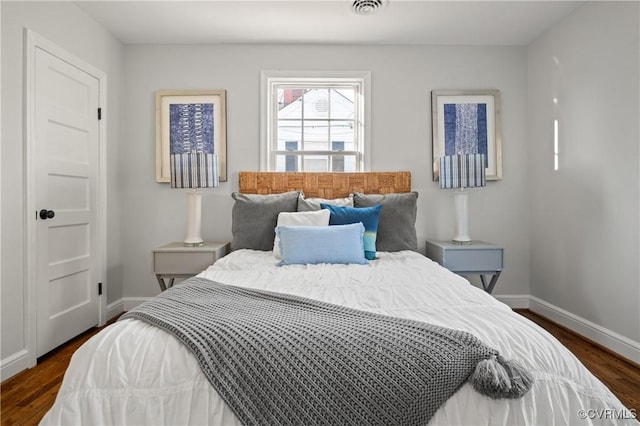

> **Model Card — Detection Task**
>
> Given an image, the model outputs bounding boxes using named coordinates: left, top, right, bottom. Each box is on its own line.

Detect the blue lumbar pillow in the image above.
left=320, top=203, right=382, bottom=260
left=275, top=223, right=368, bottom=265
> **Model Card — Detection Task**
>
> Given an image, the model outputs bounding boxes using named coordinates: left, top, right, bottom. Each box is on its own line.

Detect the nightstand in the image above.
left=425, top=240, right=503, bottom=293
left=152, top=241, right=230, bottom=291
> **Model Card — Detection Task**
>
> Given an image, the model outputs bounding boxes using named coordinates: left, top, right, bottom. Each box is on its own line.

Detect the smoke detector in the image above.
left=352, top=0, right=385, bottom=15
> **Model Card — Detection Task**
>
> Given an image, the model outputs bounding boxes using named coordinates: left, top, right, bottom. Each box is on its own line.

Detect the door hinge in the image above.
left=98, top=282, right=103, bottom=295
left=97, top=107, right=102, bottom=120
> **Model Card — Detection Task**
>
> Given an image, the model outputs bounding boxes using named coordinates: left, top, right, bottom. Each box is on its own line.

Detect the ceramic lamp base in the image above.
left=452, top=189, right=471, bottom=243
left=184, top=190, right=204, bottom=246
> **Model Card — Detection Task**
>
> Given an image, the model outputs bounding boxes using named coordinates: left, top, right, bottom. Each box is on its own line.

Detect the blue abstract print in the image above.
left=443, top=103, right=488, bottom=166
left=169, top=103, right=217, bottom=188
left=169, top=103, right=214, bottom=155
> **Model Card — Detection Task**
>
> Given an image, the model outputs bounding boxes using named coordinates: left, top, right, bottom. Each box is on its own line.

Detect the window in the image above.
left=285, top=141, right=298, bottom=171
left=261, top=71, right=370, bottom=172
left=332, top=141, right=345, bottom=172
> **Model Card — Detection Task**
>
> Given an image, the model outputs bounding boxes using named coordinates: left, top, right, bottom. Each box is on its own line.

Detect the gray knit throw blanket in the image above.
left=122, top=278, right=532, bottom=426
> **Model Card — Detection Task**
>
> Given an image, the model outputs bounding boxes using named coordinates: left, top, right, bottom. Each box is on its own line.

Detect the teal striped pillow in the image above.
left=321, top=204, right=382, bottom=260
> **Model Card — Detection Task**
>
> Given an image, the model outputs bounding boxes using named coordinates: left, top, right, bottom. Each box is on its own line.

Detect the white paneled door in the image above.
left=34, top=46, right=101, bottom=357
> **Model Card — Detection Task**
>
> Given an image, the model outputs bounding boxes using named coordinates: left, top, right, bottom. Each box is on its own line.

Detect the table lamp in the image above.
left=170, top=121, right=219, bottom=246
left=439, top=153, right=486, bottom=243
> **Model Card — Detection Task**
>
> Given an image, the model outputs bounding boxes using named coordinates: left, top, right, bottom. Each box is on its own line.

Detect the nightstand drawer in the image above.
left=425, top=240, right=503, bottom=293
left=153, top=252, right=216, bottom=275
left=444, top=249, right=503, bottom=272
left=152, top=241, right=230, bottom=291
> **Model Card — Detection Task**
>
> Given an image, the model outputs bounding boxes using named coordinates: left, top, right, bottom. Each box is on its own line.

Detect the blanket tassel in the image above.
left=471, top=355, right=533, bottom=399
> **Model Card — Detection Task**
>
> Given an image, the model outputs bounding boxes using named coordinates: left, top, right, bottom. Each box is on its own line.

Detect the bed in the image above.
left=41, top=172, right=637, bottom=425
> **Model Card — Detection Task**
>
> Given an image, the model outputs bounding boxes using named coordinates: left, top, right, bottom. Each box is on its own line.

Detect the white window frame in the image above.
left=260, top=70, right=371, bottom=172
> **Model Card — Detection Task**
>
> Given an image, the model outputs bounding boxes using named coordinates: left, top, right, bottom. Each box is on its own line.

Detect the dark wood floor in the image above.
left=0, top=314, right=122, bottom=426
left=1, top=310, right=639, bottom=425
left=515, top=309, right=640, bottom=412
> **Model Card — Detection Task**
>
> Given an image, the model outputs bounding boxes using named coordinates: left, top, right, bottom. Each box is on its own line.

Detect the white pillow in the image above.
left=297, top=193, right=354, bottom=211
left=273, top=209, right=331, bottom=259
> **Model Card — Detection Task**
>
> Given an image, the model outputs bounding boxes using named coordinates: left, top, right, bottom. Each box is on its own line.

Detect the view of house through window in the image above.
left=276, top=86, right=358, bottom=172
left=261, top=71, right=369, bottom=172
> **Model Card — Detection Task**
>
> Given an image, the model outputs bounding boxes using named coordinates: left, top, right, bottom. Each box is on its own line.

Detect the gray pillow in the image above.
left=353, top=192, right=418, bottom=252
left=231, top=191, right=299, bottom=251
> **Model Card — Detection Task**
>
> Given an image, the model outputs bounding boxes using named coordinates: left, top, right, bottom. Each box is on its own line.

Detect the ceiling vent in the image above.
left=352, top=0, right=385, bottom=15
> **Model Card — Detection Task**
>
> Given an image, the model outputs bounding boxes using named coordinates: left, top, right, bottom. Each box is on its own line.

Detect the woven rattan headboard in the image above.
left=238, top=172, right=411, bottom=198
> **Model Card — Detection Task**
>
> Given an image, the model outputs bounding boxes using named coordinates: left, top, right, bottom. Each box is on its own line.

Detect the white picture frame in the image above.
left=431, top=90, right=502, bottom=181
left=156, top=90, right=227, bottom=183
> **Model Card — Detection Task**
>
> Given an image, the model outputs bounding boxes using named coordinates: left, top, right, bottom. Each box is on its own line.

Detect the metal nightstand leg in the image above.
left=480, top=270, right=502, bottom=294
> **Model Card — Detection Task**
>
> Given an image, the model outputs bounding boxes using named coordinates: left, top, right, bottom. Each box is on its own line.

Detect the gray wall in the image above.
left=528, top=1, right=640, bottom=343
left=1, top=2, right=124, bottom=365
left=121, top=44, right=530, bottom=298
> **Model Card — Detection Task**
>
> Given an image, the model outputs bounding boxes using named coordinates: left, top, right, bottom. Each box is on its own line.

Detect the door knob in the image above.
left=39, top=209, right=55, bottom=220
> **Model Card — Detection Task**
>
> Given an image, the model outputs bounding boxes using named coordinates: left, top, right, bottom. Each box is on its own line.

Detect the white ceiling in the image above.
left=75, top=0, right=584, bottom=46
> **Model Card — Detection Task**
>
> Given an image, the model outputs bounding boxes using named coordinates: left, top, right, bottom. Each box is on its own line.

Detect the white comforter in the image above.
left=42, top=250, right=636, bottom=425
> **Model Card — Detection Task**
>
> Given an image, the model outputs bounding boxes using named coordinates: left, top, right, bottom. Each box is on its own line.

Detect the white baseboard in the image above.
left=494, top=294, right=530, bottom=309
left=0, top=349, right=32, bottom=382
left=496, top=294, right=640, bottom=364
left=123, top=297, right=148, bottom=311
left=529, top=296, right=640, bottom=364
left=107, top=299, right=125, bottom=320
left=106, top=297, right=149, bottom=317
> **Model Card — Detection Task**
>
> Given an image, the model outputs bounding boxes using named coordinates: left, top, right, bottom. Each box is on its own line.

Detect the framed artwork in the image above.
left=431, top=90, right=502, bottom=181
left=156, top=90, right=227, bottom=183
